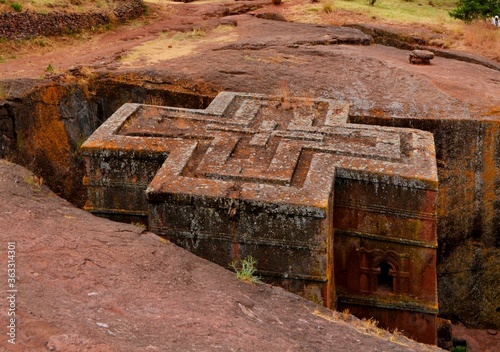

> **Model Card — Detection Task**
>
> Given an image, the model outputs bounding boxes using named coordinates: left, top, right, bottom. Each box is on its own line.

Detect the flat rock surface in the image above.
left=411, top=50, right=434, bottom=59
left=0, top=160, right=443, bottom=351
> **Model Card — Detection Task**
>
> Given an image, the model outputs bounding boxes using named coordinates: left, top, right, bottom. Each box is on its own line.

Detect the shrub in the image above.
left=449, top=0, right=500, bottom=22
left=10, top=2, right=22, bottom=12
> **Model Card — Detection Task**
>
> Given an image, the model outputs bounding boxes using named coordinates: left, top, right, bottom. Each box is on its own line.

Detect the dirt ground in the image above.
left=2, top=0, right=499, bottom=117
left=1, top=0, right=500, bottom=351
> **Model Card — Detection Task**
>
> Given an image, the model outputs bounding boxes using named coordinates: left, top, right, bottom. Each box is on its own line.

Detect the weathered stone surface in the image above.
left=352, top=116, right=500, bottom=330
left=2, top=1, right=499, bottom=332
left=255, top=12, right=287, bottom=22
left=0, top=159, right=445, bottom=352
left=0, top=0, right=145, bottom=40
left=81, top=92, right=439, bottom=343
left=438, top=241, right=500, bottom=329
left=409, top=50, right=434, bottom=65
left=0, top=76, right=216, bottom=207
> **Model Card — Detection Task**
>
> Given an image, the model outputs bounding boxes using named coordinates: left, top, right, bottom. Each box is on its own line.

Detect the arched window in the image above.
left=358, top=248, right=409, bottom=295
left=377, top=261, right=394, bottom=293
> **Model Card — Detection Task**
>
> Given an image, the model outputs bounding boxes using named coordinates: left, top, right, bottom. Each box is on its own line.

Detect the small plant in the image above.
left=311, top=308, right=338, bottom=322
left=230, top=255, right=260, bottom=284
left=46, top=63, right=54, bottom=72
left=10, top=2, right=22, bottom=12
left=132, top=221, right=147, bottom=229
left=389, top=327, right=403, bottom=341
left=322, top=0, right=334, bottom=13
left=24, top=175, right=43, bottom=191
left=341, top=308, right=350, bottom=321
left=214, top=24, right=236, bottom=33
left=173, top=28, right=205, bottom=41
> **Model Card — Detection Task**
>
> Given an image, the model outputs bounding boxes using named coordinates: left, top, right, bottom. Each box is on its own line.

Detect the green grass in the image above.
left=10, top=1, right=22, bottom=12
left=346, top=0, right=456, bottom=24
left=230, top=255, right=261, bottom=284
left=292, top=0, right=460, bottom=27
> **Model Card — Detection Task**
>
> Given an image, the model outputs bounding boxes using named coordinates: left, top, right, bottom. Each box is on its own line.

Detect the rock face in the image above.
left=0, top=0, right=145, bottom=40
left=0, top=9, right=499, bottom=332
left=0, top=75, right=217, bottom=207
left=409, top=50, right=435, bottom=65
left=81, top=92, right=439, bottom=344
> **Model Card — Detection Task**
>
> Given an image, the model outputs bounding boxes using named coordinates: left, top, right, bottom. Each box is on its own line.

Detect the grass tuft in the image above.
left=342, top=308, right=350, bottom=321
left=230, top=255, right=261, bottom=284
left=322, top=0, right=334, bottom=13
left=132, top=222, right=147, bottom=229
left=173, top=28, right=206, bottom=41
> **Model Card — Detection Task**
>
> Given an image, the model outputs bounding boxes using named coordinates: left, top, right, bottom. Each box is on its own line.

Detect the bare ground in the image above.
left=2, top=1, right=499, bottom=117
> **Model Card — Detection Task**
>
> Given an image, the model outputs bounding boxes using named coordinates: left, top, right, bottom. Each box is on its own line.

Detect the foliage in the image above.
left=323, top=0, right=334, bottom=13
left=132, top=222, right=146, bottom=229
left=449, top=0, right=500, bottom=22
left=10, top=2, right=22, bottom=12
left=46, top=63, right=55, bottom=72
left=230, top=255, right=261, bottom=284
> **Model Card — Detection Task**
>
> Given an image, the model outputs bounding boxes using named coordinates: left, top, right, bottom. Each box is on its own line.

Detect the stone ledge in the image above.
left=0, top=0, right=144, bottom=40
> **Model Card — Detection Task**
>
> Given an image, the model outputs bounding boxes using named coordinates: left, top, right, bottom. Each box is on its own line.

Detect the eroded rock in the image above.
left=81, top=92, right=439, bottom=344
left=409, top=50, right=435, bottom=65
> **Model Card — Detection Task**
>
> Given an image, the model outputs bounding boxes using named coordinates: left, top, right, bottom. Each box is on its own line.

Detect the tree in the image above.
left=449, top=0, right=500, bottom=22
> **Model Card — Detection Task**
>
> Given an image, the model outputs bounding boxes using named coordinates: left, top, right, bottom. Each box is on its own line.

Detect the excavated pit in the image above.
left=0, top=72, right=498, bottom=337
left=0, top=72, right=218, bottom=207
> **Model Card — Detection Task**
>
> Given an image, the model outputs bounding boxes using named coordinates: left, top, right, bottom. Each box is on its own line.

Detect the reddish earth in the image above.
left=2, top=1, right=499, bottom=118
left=1, top=1, right=500, bottom=351
left=0, top=1, right=498, bottom=111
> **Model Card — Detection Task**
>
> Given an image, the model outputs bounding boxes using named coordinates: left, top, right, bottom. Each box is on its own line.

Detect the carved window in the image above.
left=358, top=248, right=409, bottom=295
left=377, top=261, right=394, bottom=293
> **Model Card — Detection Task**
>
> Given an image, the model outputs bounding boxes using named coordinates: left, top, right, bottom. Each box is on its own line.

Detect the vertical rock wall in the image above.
left=0, top=75, right=498, bottom=329
left=0, top=74, right=218, bottom=206
left=350, top=114, right=500, bottom=329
